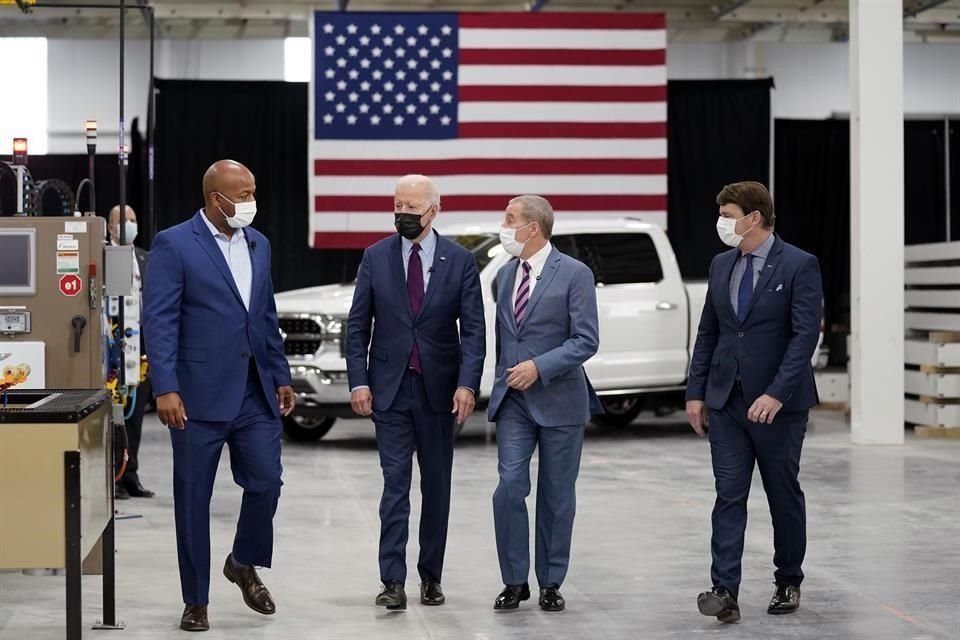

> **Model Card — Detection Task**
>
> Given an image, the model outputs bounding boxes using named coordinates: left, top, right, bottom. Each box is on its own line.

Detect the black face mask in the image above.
left=394, top=212, right=426, bottom=240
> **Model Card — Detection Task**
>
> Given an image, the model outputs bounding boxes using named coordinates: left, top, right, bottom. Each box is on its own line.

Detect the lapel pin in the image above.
left=439, top=256, right=446, bottom=261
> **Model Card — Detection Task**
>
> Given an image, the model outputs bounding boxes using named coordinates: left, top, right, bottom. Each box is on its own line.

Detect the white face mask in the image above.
left=124, top=221, right=138, bottom=244
left=217, top=193, right=257, bottom=229
left=499, top=222, right=533, bottom=258
left=716, top=215, right=756, bottom=248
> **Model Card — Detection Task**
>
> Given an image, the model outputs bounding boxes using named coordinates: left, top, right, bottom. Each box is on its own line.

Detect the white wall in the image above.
left=668, top=42, right=960, bottom=119
left=38, top=36, right=960, bottom=153
left=47, top=39, right=284, bottom=153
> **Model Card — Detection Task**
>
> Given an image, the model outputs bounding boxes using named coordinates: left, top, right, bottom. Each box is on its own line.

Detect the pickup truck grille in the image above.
left=279, top=317, right=324, bottom=356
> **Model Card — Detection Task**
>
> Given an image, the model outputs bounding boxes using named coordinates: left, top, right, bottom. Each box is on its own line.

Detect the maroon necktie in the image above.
left=407, top=243, right=424, bottom=373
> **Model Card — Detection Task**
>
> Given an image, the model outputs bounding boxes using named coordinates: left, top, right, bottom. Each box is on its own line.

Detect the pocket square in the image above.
left=775, top=284, right=784, bottom=292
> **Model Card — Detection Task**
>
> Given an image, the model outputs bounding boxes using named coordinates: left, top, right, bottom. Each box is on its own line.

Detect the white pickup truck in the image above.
left=274, top=218, right=714, bottom=440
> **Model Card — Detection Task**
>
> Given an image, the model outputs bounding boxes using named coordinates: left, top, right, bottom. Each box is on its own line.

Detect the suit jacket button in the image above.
left=738, top=332, right=744, bottom=338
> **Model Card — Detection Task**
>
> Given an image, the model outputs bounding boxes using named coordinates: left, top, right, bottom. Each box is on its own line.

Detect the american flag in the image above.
left=309, top=11, right=667, bottom=249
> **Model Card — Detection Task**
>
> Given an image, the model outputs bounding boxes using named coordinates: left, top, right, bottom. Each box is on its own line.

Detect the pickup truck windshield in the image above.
left=452, top=234, right=500, bottom=272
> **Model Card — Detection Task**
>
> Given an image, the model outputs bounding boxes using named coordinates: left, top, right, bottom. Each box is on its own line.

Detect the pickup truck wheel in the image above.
left=282, top=415, right=336, bottom=441
left=595, top=397, right=643, bottom=427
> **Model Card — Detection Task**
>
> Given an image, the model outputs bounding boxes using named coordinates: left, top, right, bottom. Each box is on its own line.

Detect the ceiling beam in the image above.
left=904, top=0, right=950, bottom=20
left=712, top=0, right=752, bottom=20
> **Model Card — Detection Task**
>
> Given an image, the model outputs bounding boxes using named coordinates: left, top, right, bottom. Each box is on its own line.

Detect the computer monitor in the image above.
left=0, top=228, right=36, bottom=296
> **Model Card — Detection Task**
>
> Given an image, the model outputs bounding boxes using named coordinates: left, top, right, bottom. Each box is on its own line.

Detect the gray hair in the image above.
left=509, top=195, right=554, bottom=239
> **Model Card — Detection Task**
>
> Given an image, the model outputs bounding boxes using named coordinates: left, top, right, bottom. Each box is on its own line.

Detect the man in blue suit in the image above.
left=143, top=160, right=295, bottom=632
left=488, top=195, right=601, bottom=613
left=686, top=181, right=822, bottom=623
left=346, top=174, right=485, bottom=610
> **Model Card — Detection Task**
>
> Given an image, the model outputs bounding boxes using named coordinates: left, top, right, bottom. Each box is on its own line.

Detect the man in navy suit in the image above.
left=686, top=181, right=822, bottom=623
left=144, top=160, right=295, bottom=632
left=346, top=174, right=485, bottom=610
left=488, top=195, right=601, bottom=613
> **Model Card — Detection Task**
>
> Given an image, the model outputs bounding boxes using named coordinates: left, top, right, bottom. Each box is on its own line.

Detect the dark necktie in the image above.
left=407, top=243, right=424, bottom=373
left=737, top=253, right=754, bottom=322
left=514, top=261, right=531, bottom=325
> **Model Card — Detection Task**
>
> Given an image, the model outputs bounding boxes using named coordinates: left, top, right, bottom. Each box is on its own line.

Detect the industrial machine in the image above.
left=0, top=389, right=119, bottom=638
left=0, top=130, right=136, bottom=637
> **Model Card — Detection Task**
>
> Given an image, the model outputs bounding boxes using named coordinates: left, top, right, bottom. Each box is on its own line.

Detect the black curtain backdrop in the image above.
left=952, top=120, right=959, bottom=241
left=667, top=78, right=773, bottom=279
left=905, top=120, right=948, bottom=245
left=775, top=118, right=950, bottom=363
left=774, top=119, right=850, bottom=339
left=153, top=79, right=361, bottom=292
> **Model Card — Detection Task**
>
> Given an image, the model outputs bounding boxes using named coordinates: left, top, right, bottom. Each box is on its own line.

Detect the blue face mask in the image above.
left=124, top=220, right=138, bottom=244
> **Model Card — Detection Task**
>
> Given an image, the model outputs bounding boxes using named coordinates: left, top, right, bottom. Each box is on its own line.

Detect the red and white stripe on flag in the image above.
left=309, top=12, right=667, bottom=249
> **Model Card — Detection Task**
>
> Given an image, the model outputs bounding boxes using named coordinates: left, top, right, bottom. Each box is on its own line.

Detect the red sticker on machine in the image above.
left=59, top=274, right=83, bottom=297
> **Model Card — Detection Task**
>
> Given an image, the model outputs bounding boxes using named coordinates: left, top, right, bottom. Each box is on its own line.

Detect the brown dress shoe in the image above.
left=180, top=604, right=209, bottom=632
left=223, top=555, right=276, bottom=615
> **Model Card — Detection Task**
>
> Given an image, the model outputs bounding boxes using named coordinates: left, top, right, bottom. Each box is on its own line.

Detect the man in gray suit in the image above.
left=488, top=195, right=602, bottom=612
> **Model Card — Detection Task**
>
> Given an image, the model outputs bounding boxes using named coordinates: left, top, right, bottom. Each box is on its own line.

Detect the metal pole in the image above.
left=64, top=451, right=82, bottom=640
left=100, top=516, right=117, bottom=627
left=118, top=0, right=127, bottom=390
left=147, top=6, right=156, bottom=242
left=769, top=83, right=775, bottom=197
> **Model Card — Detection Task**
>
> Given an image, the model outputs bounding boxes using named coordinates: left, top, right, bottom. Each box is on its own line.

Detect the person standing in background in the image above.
left=108, top=205, right=153, bottom=500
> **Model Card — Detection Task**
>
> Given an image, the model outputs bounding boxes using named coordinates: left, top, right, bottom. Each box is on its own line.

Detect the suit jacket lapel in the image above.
left=521, top=248, right=561, bottom=328
left=192, top=212, right=245, bottom=309
left=500, top=259, right=520, bottom=334
left=741, top=235, right=783, bottom=324
left=721, top=250, right=740, bottom=322
left=390, top=234, right=414, bottom=320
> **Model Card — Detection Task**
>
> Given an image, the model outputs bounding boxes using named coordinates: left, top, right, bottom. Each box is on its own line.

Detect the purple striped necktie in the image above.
left=514, top=261, right=532, bottom=325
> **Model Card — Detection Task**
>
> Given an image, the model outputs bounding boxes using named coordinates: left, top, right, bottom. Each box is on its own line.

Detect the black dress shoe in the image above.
left=114, top=482, right=130, bottom=501
left=222, top=555, right=276, bottom=615
left=494, top=583, right=530, bottom=610
left=697, top=586, right=741, bottom=623
left=768, top=583, right=801, bottom=614
left=179, top=604, right=209, bottom=632
left=420, top=578, right=445, bottom=606
left=539, top=585, right=565, bottom=612
left=123, top=477, right=155, bottom=498
left=376, top=582, right=407, bottom=610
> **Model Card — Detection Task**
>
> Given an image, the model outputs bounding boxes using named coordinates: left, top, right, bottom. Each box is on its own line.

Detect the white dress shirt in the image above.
left=513, top=242, right=554, bottom=300
left=201, top=210, right=252, bottom=310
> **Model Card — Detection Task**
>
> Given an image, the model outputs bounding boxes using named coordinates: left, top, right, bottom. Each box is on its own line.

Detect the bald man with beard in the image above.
left=143, top=160, right=295, bottom=632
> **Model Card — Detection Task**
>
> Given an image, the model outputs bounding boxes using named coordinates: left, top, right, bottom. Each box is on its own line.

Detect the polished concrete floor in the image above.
left=1, top=410, right=958, bottom=640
